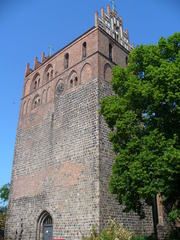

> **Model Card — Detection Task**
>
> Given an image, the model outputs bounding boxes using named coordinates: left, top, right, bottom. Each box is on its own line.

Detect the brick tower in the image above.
left=6, top=5, right=154, bottom=240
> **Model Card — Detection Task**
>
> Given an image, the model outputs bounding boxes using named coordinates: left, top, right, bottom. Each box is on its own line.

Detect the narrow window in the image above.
left=82, top=42, right=87, bottom=59
left=44, top=65, right=53, bottom=82
left=125, top=56, right=128, bottom=65
left=31, top=73, right=40, bottom=92
left=47, top=72, right=50, bottom=81
left=74, top=77, right=78, bottom=86
left=64, top=53, right=69, bottom=69
left=51, top=70, right=53, bottom=79
left=34, top=81, right=37, bottom=89
left=109, top=43, right=113, bottom=61
left=115, top=33, right=119, bottom=41
left=38, top=78, right=40, bottom=87
left=70, top=79, right=73, bottom=88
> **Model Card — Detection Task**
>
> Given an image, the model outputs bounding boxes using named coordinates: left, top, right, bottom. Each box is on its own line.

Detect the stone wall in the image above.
left=7, top=78, right=100, bottom=240
left=6, top=26, right=154, bottom=240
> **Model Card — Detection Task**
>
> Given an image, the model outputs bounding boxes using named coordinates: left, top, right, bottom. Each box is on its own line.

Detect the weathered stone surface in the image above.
left=6, top=19, right=154, bottom=240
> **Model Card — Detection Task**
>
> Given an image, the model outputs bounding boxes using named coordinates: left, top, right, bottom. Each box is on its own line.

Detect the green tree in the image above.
left=0, top=183, right=10, bottom=230
left=100, top=33, right=180, bottom=223
left=0, top=184, right=10, bottom=203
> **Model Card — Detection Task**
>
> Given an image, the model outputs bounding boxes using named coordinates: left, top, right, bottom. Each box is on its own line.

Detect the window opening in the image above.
left=50, top=70, right=53, bottom=79
left=32, top=96, right=41, bottom=109
left=34, top=81, right=37, bottom=89
left=70, top=79, right=73, bottom=88
left=74, top=77, right=78, bottom=86
left=64, top=53, right=69, bottom=69
left=47, top=72, right=50, bottom=81
left=82, top=42, right=87, bottom=58
left=125, top=56, right=128, bottom=65
left=109, top=44, right=113, bottom=61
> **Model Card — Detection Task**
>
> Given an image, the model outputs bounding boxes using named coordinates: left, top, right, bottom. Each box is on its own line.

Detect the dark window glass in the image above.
left=126, top=56, right=128, bottom=65
left=82, top=42, right=87, bottom=58
left=64, top=53, right=69, bottom=69
left=109, top=44, right=112, bottom=61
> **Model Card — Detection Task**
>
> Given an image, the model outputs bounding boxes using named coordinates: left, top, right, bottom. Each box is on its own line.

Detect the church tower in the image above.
left=6, top=5, right=153, bottom=240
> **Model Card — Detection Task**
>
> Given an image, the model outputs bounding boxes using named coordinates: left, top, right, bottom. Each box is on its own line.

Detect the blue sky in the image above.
left=0, top=0, right=179, bottom=187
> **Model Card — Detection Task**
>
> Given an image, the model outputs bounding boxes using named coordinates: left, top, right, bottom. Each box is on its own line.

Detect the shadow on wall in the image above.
left=0, top=230, right=4, bottom=240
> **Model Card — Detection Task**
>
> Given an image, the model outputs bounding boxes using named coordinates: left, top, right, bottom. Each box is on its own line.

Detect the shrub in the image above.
left=131, top=236, right=155, bottom=240
left=131, top=237, right=147, bottom=240
left=165, top=228, right=180, bottom=240
left=82, top=219, right=133, bottom=240
left=0, top=212, right=6, bottom=230
left=82, top=225, right=99, bottom=240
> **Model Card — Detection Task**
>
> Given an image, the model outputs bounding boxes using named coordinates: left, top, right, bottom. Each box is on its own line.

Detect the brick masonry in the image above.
left=6, top=8, right=154, bottom=240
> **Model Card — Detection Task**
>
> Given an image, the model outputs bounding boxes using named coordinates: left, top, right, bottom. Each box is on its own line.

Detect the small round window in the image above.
left=56, top=82, right=64, bottom=96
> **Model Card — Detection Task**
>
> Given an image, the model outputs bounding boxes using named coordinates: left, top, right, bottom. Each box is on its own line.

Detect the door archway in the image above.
left=36, top=211, right=53, bottom=240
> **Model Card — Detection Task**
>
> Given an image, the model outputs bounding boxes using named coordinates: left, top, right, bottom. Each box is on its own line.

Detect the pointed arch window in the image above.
left=31, top=74, right=40, bottom=92
left=68, top=70, right=78, bottom=89
left=109, top=43, right=113, bottom=61
left=82, top=42, right=87, bottom=59
left=125, top=56, right=128, bottom=65
left=74, top=77, right=78, bottom=86
left=50, top=69, right=53, bottom=79
left=34, top=80, right=37, bottom=89
left=43, top=215, right=52, bottom=225
left=64, top=53, right=69, bottom=69
left=44, top=64, right=54, bottom=82
left=32, top=95, right=41, bottom=109
left=38, top=78, right=40, bottom=87
left=47, top=72, right=50, bottom=81
left=70, top=79, right=73, bottom=88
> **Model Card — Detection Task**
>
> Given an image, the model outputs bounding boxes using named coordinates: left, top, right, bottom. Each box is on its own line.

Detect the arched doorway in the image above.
left=37, top=211, right=53, bottom=240
left=43, top=215, right=53, bottom=240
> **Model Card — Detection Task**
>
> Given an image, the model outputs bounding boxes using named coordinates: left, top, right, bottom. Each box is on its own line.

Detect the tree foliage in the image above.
left=0, top=183, right=10, bottom=230
left=100, top=33, right=180, bottom=220
left=0, top=184, right=10, bottom=204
